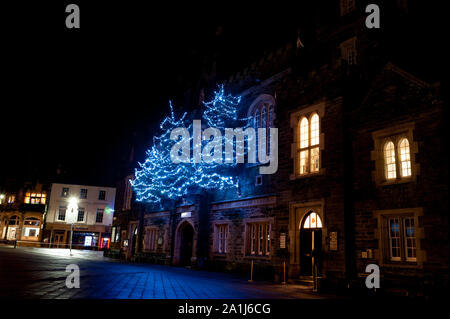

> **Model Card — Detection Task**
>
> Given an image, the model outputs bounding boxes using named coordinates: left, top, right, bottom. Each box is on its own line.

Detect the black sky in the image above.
left=1, top=1, right=444, bottom=188
left=1, top=1, right=310, bottom=187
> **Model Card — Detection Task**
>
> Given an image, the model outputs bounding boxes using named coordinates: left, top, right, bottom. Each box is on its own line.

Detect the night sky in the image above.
left=1, top=1, right=444, bottom=188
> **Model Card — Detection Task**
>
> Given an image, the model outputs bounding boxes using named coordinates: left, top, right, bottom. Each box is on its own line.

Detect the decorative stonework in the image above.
left=211, top=196, right=276, bottom=211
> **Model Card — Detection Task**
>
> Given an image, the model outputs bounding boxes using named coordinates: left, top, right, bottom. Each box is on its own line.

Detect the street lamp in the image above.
left=67, top=197, right=79, bottom=256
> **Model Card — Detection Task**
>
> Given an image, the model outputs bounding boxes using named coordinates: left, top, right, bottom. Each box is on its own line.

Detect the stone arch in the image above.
left=173, top=220, right=197, bottom=266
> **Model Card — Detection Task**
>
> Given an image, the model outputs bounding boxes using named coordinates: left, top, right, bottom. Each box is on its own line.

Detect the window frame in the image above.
left=373, top=208, right=425, bottom=267
left=98, top=190, right=106, bottom=201
left=80, top=188, right=88, bottom=199
left=290, top=102, right=325, bottom=179
left=95, top=208, right=104, bottom=223
left=371, top=123, right=418, bottom=186
left=213, top=222, right=230, bottom=255
left=57, top=206, right=67, bottom=222
left=61, top=188, right=69, bottom=198
left=77, top=208, right=85, bottom=222
left=245, top=221, right=272, bottom=257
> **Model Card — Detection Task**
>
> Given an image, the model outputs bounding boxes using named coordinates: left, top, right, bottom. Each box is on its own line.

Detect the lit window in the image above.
left=399, top=138, right=411, bottom=177
left=24, top=192, right=46, bottom=205
left=310, top=114, right=319, bottom=146
left=303, top=212, right=323, bottom=229
left=384, top=141, right=397, bottom=179
left=300, top=117, right=309, bottom=148
left=298, top=113, right=320, bottom=175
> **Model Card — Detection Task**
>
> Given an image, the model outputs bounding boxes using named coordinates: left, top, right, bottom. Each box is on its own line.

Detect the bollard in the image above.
left=248, top=260, right=254, bottom=282
left=282, top=261, right=286, bottom=284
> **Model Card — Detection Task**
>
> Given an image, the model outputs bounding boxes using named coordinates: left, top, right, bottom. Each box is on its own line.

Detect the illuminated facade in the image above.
left=116, top=1, right=447, bottom=295
left=43, top=183, right=116, bottom=250
left=0, top=182, right=48, bottom=245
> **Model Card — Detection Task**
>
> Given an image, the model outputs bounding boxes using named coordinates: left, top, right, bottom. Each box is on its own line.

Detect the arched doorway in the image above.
left=177, top=222, right=194, bottom=267
left=300, top=211, right=323, bottom=276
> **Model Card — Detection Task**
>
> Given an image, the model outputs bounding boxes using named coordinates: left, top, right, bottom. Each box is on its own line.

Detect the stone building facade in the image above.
left=120, top=1, right=447, bottom=295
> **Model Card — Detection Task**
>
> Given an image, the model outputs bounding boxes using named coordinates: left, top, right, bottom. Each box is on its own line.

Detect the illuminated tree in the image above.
left=131, top=86, right=242, bottom=205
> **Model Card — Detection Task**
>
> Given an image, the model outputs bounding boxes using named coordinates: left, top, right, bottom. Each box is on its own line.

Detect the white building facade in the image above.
left=44, top=183, right=116, bottom=249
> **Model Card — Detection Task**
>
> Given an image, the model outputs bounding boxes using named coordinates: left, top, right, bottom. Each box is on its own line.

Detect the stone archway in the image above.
left=174, top=220, right=196, bottom=267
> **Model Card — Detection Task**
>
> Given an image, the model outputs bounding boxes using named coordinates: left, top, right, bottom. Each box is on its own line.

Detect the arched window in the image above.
left=398, top=138, right=411, bottom=177
left=249, top=95, right=275, bottom=161
left=310, top=114, right=319, bottom=146
left=303, top=211, right=323, bottom=229
left=298, top=113, right=320, bottom=175
left=24, top=217, right=40, bottom=227
left=8, top=215, right=20, bottom=225
left=384, top=141, right=397, bottom=179
left=300, top=117, right=309, bottom=148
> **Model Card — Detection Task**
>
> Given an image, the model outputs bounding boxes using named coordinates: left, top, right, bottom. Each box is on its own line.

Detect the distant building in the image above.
left=43, top=183, right=116, bottom=249
left=0, top=182, right=48, bottom=245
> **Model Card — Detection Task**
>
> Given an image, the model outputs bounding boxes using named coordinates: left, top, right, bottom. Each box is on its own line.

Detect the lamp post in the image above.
left=67, top=197, right=79, bottom=256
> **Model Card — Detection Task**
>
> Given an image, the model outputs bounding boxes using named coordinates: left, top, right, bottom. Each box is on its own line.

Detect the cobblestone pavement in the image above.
left=0, top=246, right=328, bottom=299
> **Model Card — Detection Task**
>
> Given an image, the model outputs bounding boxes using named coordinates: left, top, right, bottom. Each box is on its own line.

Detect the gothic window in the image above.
left=249, top=95, right=275, bottom=159
left=372, top=124, right=417, bottom=185
left=384, top=141, right=397, bottom=180
left=383, top=138, right=412, bottom=180
left=298, top=113, right=321, bottom=175
left=399, top=138, right=412, bottom=177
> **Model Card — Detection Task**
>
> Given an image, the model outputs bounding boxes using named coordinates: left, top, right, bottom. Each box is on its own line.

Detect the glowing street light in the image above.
left=67, top=197, right=79, bottom=256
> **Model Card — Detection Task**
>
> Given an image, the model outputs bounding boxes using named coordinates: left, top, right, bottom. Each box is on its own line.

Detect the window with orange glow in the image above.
left=24, top=192, right=46, bottom=204
left=298, top=113, right=320, bottom=175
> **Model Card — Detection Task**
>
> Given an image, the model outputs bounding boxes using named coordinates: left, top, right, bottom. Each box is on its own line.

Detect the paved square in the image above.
left=0, top=246, right=327, bottom=299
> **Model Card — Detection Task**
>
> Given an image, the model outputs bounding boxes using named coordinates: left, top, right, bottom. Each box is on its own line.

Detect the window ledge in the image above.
left=290, top=168, right=326, bottom=180
left=379, top=176, right=415, bottom=187
left=380, top=261, right=421, bottom=269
